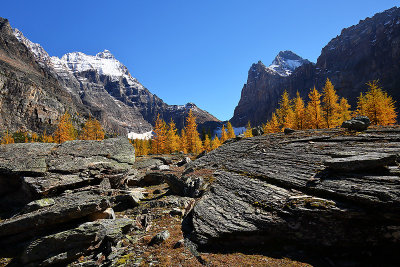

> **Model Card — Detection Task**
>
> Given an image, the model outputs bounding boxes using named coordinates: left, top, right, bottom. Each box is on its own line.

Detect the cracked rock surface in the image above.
left=182, top=129, right=400, bottom=261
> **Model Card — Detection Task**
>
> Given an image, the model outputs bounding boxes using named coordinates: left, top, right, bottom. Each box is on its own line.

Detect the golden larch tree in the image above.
left=166, top=119, right=180, bottom=153
left=293, top=91, right=306, bottom=130
left=356, top=93, right=367, bottom=116
left=244, top=121, right=253, bottom=138
left=338, top=97, right=352, bottom=124
left=1, top=130, right=15, bottom=144
left=321, top=78, right=340, bottom=128
left=203, top=135, right=212, bottom=152
left=194, top=135, right=204, bottom=154
left=264, top=113, right=280, bottom=133
left=53, top=112, right=76, bottom=143
left=306, top=87, right=323, bottom=129
left=31, top=133, right=39, bottom=143
left=356, top=80, right=397, bottom=125
left=185, top=109, right=201, bottom=153
left=226, top=122, right=235, bottom=139
left=41, top=130, right=54, bottom=143
left=80, top=117, right=105, bottom=140
left=179, top=129, right=188, bottom=154
left=152, top=114, right=167, bottom=154
left=220, top=125, right=228, bottom=143
left=211, top=135, right=221, bottom=150
left=276, top=90, right=294, bottom=129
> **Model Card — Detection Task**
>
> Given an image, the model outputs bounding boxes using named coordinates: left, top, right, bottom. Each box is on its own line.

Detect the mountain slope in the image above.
left=231, top=6, right=400, bottom=127
left=231, top=51, right=312, bottom=127
left=10, top=26, right=220, bottom=135
left=0, top=18, right=90, bottom=133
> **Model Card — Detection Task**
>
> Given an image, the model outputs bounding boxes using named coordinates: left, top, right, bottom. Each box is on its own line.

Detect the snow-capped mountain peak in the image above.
left=12, top=28, right=52, bottom=66
left=57, top=50, right=130, bottom=78
left=97, top=49, right=115, bottom=59
left=267, top=50, right=310, bottom=76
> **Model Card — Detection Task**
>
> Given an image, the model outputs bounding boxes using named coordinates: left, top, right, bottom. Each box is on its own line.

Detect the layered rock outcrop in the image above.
left=0, top=138, right=137, bottom=265
left=182, top=128, right=400, bottom=263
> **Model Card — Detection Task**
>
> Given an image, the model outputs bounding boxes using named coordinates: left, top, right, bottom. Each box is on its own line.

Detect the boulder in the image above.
left=0, top=191, right=110, bottom=255
left=177, top=157, right=191, bottom=167
left=341, top=116, right=371, bottom=131
left=19, top=218, right=134, bottom=266
left=0, top=138, right=135, bottom=213
left=138, top=172, right=166, bottom=186
left=182, top=129, right=400, bottom=260
left=251, top=126, right=264, bottom=137
left=284, top=128, right=296, bottom=134
left=164, top=174, right=206, bottom=198
left=133, top=158, right=164, bottom=170
left=149, top=230, right=170, bottom=246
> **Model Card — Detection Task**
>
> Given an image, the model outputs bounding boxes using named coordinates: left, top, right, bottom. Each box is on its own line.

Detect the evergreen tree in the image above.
left=226, top=122, right=235, bottom=139
left=356, top=80, right=397, bottom=125
left=306, top=87, right=323, bottom=129
left=321, top=78, right=340, bottom=128
left=203, top=135, right=212, bottom=152
left=179, top=129, right=188, bottom=154
left=264, top=113, right=280, bottom=133
left=185, top=109, right=201, bottom=153
left=41, top=130, right=54, bottom=143
left=1, top=130, right=15, bottom=144
left=356, top=93, right=367, bottom=116
left=166, top=119, right=180, bottom=153
left=31, top=133, right=39, bottom=143
left=244, top=121, right=253, bottom=138
left=220, top=125, right=228, bottom=143
left=211, top=135, right=221, bottom=150
left=194, top=135, right=204, bottom=154
left=53, top=112, right=76, bottom=143
left=276, top=90, right=294, bottom=129
left=293, top=91, right=306, bottom=130
left=338, top=97, right=352, bottom=124
left=80, top=117, right=105, bottom=140
left=152, top=114, right=167, bottom=154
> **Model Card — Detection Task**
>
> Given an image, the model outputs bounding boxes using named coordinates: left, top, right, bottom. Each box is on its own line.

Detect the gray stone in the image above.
left=19, top=218, right=134, bottom=266
left=284, top=128, right=296, bottom=134
left=149, top=230, right=170, bottom=246
left=0, top=191, right=110, bottom=256
left=164, top=174, right=206, bottom=198
left=155, top=164, right=170, bottom=171
left=138, top=172, right=166, bottom=186
left=252, top=126, right=264, bottom=137
left=341, top=116, right=371, bottom=131
left=182, top=129, right=400, bottom=257
left=177, top=157, right=191, bottom=167
left=170, top=208, right=183, bottom=217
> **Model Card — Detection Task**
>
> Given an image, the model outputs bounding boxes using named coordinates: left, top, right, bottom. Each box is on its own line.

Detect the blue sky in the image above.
left=2, top=1, right=398, bottom=121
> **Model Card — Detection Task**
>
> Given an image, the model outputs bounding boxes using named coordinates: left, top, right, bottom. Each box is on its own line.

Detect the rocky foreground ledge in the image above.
left=0, top=138, right=139, bottom=266
left=0, top=129, right=400, bottom=266
left=182, top=128, right=400, bottom=263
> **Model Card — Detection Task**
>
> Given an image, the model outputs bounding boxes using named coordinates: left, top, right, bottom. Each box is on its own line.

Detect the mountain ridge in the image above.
left=231, top=6, right=400, bottom=127
left=9, top=26, right=220, bottom=135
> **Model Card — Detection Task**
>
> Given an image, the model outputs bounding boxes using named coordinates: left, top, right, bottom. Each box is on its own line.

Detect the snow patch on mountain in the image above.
left=128, top=130, right=153, bottom=140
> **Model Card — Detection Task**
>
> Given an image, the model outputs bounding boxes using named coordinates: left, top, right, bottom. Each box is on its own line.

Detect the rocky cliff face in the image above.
left=10, top=28, right=219, bottom=135
left=0, top=18, right=89, bottom=133
left=231, top=51, right=312, bottom=127
left=231, top=6, right=400, bottom=127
